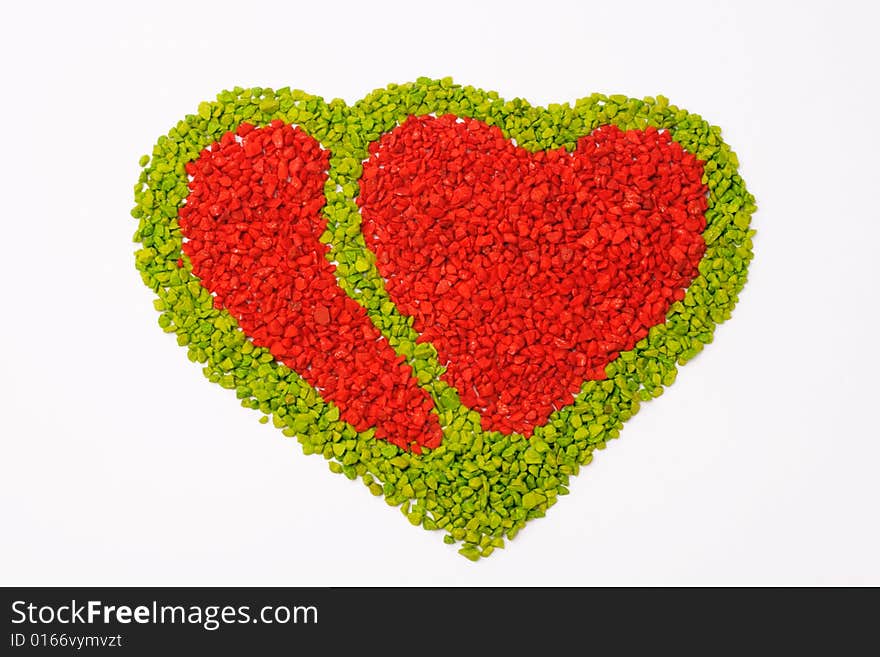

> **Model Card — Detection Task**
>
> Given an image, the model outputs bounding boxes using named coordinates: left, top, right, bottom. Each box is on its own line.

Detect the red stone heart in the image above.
left=358, top=115, right=707, bottom=436
left=179, top=121, right=440, bottom=450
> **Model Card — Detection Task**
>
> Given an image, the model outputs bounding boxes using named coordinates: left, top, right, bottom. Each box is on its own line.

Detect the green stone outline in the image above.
left=131, top=79, right=755, bottom=560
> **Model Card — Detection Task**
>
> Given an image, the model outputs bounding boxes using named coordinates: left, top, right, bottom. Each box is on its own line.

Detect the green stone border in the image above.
left=131, top=78, right=756, bottom=560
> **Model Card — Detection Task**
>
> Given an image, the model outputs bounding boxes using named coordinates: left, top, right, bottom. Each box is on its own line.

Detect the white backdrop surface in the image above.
left=1, top=0, right=878, bottom=585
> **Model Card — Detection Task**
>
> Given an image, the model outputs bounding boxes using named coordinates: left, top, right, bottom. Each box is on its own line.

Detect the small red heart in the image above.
left=179, top=121, right=441, bottom=450
left=358, top=115, right=707, bottom=436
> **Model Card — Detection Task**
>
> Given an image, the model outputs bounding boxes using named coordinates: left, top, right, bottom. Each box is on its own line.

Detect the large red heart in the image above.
left=358, top=115, right=707, bottom=436
left=179, top=121, right=441, bottom=450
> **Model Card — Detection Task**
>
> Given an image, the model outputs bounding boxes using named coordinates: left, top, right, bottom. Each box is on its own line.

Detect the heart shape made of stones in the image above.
left=358, top=114, right=707, bottom=436
left=131, top=80, right=755, bottom=559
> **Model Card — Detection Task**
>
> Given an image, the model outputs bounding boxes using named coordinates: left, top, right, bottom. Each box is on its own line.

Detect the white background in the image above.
left=1, top=0, right=878, bottom=586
